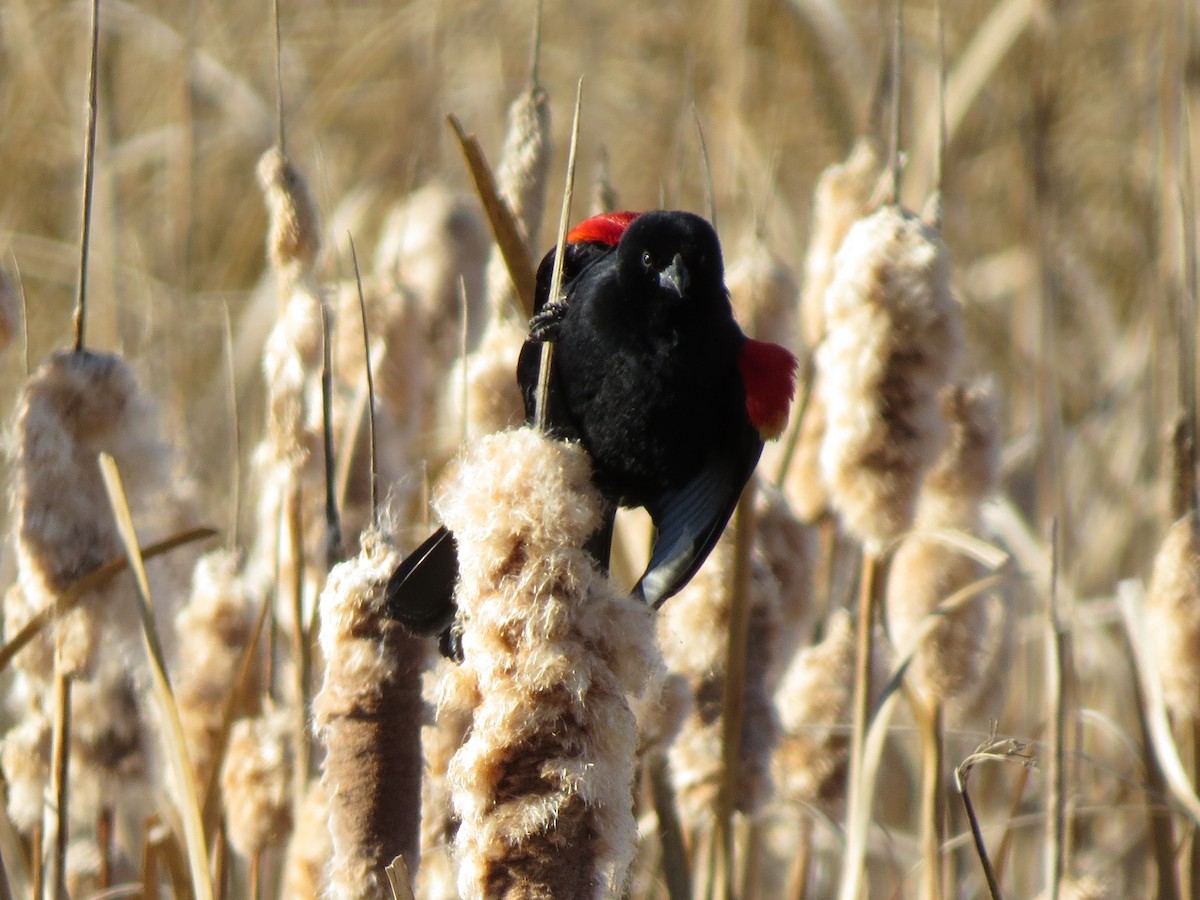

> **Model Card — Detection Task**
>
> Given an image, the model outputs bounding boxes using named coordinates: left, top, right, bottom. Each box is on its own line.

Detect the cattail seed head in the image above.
left=800, top=138, right=884, bottom=348
left=374, top=184, right=489, bottom=361
left=886, top=382, right=1000, bottom=704
left=281, top=781, right=333, bottom=899
left=659, top=526, right=783, bottom=821
left=817, top=206, right=965, bottom=552
left=726, top=234, right=799, bottom=350
left=314, top=526, right=425, bottom=898
left=10, top=350, right=169, bottom=679
left=486, top=85, right=552, bottom=322
left=436, top=428, right=658, bottom=900
left=1, top=709, right=51, bottom=833
left=258, top=147, right=321, bottom=285
left=174, top=550, right=258, bottom=791
left=774, top=609, right=854, bottom=808
left=1145, top=512, right=1200, bottom=719
left=221, top=706, right=295, bottom=859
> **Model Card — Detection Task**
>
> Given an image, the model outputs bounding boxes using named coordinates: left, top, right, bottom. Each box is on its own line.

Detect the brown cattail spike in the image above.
left=437, top=429, right=659, bottom=900
left=314, top=526, right=424, bottom=898
left=485, top=84, right=552, bottom=322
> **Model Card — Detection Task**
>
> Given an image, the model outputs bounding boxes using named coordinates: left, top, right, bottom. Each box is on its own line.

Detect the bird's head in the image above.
left=617, top=211, right=726, bottom=315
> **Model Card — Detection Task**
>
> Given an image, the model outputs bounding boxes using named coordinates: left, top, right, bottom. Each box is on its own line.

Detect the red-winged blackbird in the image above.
left=386, top=210, right=797, bottom=653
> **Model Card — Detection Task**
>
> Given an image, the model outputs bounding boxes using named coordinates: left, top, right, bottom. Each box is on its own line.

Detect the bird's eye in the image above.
left=641, top=250, right=653, bottom=270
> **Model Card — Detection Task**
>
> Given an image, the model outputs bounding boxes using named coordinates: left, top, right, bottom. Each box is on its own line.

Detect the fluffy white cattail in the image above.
left=447, top=318, right=528, bottom=440
left=887, top=382, right=1001, bottom=703
left=258, top=147, right=321, bottom=287
left=1145, top=513, right=1200, bottom=719
left=727, top=234, right=799, bottom=350
left=314, top=526, right=425, bottom=897
left=281, top=782, right=333, bottom=900
left=221, top=707, right=294, bottom=860
left=0, top=708, right=51, bottom=834
left=437, top=429, right=659, bottom=899
left=659, top=524, right=783, bottom=822
left=173, top=550, right=258, bottom=791
left=374, top=184, right=490, bottom=362
left=817, top=206, right=965, bottom=552
left=8, top=350, right=170, bottom=680
left=799, top=138, right=884, bottom=349
left=774, top=609, right=854, bottom=808
left=416, top=658, right=474, bottom=900
left=485, top=84, right=552, bottom=322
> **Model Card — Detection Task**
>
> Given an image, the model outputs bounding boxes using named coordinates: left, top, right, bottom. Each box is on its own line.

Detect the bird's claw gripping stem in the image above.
left=528, top=300, right=568, bottom=343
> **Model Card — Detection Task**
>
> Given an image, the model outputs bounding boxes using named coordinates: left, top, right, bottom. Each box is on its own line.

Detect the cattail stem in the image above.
left=46, top=667, right=71, bottom=900
left=716, top=485, right=758, bottom=899
left=844, top=549, right=884, bottom=891
left=1045, top=522, right=1066, bottom=900
left=97, top=807, right=113, bottom=888
left=955, top=764, right=1003, bottom=900
left=739, top=819, right=764, bottom=900
left=30, top=825, right=43, bottom=900
left=221, top=303, right=241, bottom=549
left=250, top=851, right=261, bottom=900
left=73, top=0, right=101, bottom=353
left=286, top=486, right=311, bottom=814
left=787, top=816, right=813, bottom=900
left=915, top=697, right=944, bottom=900
left=319, top=297, right=343, bottom=565
left=348, top=234, right=378, bottom=523
left=648, top=755, right=691, bottom=900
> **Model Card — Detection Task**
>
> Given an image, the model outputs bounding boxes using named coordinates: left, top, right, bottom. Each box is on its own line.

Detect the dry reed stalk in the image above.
left=220, top=707, right=294, bottom=863
left=0, top=266, right=17, bottom=355
left=727, top=232, right=799, bottom=351
left=173, top=550, right=259, bottom=792
left=484, top=83, right=552, bottom=323
left=1144, top=514, right=1200, bottom=720
left=659, top=524, right=783, bottom=829
left=313, top=526, right=425, bottom=898
left=437, top=429, right=659, bottom=899
left=280, top=781, right=333, bottom=900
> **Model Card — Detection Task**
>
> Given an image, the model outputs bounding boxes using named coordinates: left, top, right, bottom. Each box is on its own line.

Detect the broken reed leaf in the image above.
left=97, top=454, right=214, bottom=900
left=446, top=114, right=537, bottom=318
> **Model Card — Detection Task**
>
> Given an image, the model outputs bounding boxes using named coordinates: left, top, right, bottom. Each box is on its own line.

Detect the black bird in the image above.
left=386, top=210, right=797, bottom=652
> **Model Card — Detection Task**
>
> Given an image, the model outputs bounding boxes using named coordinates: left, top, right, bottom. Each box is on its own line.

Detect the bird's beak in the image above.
left=658, top=253, right=690, bottom=299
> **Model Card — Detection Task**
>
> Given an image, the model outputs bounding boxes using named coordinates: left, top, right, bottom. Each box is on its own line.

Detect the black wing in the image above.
left=384, top=526, right=458, bottom=636
left=633, top=426, right=763, bottom=608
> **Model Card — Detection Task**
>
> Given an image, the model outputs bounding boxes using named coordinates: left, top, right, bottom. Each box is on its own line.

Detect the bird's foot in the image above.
left=528, top=301, right=568, bottom=342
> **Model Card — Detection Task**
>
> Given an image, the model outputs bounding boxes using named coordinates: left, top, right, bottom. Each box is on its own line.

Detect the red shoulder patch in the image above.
left=567, top=211, right=641, bottom=246
left=738, top=339, right=798, bottom=441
